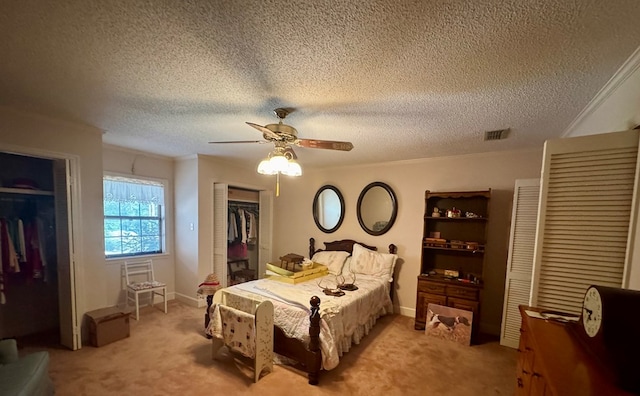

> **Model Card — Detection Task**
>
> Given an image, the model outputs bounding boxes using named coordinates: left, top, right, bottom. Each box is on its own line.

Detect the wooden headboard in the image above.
left=309, top=237, right=397, bottom=257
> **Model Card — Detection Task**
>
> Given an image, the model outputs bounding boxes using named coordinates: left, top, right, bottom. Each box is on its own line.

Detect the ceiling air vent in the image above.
left=484, top=128, right=510, bottom=141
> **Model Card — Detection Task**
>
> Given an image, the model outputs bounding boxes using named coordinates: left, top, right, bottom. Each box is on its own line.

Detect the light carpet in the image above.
left=17, top=301, right=517, bottom=395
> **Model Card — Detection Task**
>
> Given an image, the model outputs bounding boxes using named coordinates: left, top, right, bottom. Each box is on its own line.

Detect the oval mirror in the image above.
left=357, top=182, right=398, bottom=236
left=313, top=185, right=345, bottom=233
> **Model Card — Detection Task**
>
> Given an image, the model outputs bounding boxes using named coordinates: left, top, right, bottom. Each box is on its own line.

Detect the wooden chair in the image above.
left=227, top=257, right=256, bottom=285
left=124, top=259, right=167, bottom=320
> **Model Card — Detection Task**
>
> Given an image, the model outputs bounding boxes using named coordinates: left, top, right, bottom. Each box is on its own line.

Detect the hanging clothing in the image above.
left=227, top=209, right=239, bottom=243
left=0, top=234, right=5, bottom=304
left=24, top=221, right=44, bottom=280
left=17, top=219, right=26, bottom=263
left=239, top=209, right=247, bottom=244
left=36, top=218, right=48, bottom=282
left=227, top=203, right=258, bottom=260
left=228, top=241, right=248, bottom=258
left=1, top=219, right=21, bottom=274
left=247, top=211, right=257, bottom=244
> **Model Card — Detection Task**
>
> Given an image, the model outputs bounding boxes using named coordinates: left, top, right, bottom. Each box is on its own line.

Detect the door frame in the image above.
left=211, top=180, right=273, bottom=286
left=0, top=143, right=82, bottom=350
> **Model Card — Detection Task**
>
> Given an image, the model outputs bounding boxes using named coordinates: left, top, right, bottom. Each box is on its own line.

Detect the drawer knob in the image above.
left=517, top=378, right=523, bottom=388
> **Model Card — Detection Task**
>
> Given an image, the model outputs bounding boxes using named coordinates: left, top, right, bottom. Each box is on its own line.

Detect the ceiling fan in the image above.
left=209, top=107, right=354, bottom=153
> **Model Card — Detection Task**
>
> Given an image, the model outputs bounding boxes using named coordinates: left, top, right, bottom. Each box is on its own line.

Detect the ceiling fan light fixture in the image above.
left=283, top=159, right=302, bottom=177
left=257, top=158, right=278, bottom=175
left=257, top=151, right=302, bottom=177
left=268, top=153, right=289, bottom=172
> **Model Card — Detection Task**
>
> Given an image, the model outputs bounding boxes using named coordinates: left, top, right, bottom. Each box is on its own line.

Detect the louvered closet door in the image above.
left=258, top=190, right=273, bottom=279
left=500, top=179, right=540, bottom=348
left=213, top=183, right=229, bottom=287
left=531, top=130, right=640, bottom=315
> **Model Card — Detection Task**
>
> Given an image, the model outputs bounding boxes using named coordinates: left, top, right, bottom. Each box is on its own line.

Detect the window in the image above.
left=103, top=175, right=166, bottom=258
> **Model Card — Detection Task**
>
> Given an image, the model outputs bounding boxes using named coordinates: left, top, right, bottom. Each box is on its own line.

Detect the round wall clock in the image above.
left=582, top=286, right=603, bottom=337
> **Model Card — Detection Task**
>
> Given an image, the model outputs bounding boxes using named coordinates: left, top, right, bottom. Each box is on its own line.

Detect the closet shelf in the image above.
left=0, top=187, right=54, bottom=196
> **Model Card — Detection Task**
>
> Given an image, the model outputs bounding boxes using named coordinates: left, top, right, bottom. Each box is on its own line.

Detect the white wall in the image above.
left=563, top=46, right=640, bottom=289
left=0, top=106, right=105, bottom=320
left=174, top=156, right=199, bottom=304
left=173, top=154, right=272, bottom=307
left=273, top=148, right=543, bottom=335
left=102, top=145, right=176, bottom=306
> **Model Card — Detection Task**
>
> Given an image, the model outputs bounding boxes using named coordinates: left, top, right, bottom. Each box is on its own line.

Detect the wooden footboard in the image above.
left=273, top=296, right=322, bottom=385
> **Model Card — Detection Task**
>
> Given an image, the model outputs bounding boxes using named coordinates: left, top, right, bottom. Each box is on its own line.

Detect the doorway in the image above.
left=0, top=150, right=79, bottom=350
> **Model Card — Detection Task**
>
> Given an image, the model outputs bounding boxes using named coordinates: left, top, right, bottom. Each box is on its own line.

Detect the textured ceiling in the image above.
left=1, top=0, right=640, bottom=169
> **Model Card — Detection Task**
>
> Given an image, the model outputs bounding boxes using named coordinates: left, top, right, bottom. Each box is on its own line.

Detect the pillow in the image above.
left=311, top=250, right=351, bottom=275
left=342, top=256, right=352, bottom=274
left=350, top=243, right=398, bottom=282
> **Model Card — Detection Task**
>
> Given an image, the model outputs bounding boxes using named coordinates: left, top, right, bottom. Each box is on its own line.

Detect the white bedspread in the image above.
left=206, top=274, right=393, bottom=370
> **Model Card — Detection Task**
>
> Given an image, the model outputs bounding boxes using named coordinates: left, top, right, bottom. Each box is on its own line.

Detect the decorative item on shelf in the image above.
left=429, top=231, right=441, bottom=239
left=446, top=207, right=461, bottom=218
left=444, top=269, right=459, bottom=278
left=449, top=240, right=465, bottom=249
left=465, top=212, right=480, bottom=218
left=425, top=237, right=446, bottom=247
left=465, top=242, right=479, bottom=250
left=279, top=253, right=305, bottom=271
left=432, top=207, right=441, bottom=217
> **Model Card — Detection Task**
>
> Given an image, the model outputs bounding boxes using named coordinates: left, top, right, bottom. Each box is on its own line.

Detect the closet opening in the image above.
left=0, top=152, right=58, bottom=341
left=0, top=150, right=77, bottom=350
left=227, top=187, right=259, bottom=286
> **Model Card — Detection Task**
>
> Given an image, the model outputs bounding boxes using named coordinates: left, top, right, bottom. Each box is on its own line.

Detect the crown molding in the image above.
left=562, top=45, right=640, bottom=137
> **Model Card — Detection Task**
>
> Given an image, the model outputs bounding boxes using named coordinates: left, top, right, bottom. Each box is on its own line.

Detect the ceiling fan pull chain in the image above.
left=276, top=173, right=280, bottom=197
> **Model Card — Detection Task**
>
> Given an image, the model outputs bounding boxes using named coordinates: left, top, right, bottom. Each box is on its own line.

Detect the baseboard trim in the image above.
left=175, top=292, right=205, bottom=308
left=398, top=306, right=415, bottom=318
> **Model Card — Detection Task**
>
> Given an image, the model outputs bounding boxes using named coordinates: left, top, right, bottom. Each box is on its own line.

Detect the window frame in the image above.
left=103, top=173, right=168, bottom=259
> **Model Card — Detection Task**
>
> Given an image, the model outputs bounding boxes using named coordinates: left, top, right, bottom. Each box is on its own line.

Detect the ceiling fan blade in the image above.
left=296, top=139, right=354, bottom=151
left=246, top=122, right=281, bottom=140
left=208, top=140, right=265, bottom=144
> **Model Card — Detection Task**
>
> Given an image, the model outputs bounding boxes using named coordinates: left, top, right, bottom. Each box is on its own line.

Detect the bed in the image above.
left=206, top=238, right=398, bottom=385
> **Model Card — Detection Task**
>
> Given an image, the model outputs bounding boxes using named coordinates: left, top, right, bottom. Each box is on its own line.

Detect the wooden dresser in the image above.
left=516, top=306, right=632, bottom=396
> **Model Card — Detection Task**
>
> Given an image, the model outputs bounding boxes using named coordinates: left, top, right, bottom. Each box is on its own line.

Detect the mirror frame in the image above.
left=356, top=181, right=398, bottom=236
left=312, top=185, right=345, bottom=234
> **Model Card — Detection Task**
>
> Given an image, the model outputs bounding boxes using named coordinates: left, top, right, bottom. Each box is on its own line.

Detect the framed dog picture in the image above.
left=425, top=303, right=473, bottom=346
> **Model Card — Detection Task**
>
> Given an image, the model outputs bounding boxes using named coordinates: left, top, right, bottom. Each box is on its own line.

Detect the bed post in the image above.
left=389, top=244, right=397, bottom=254
left=389, top=244, right=398, bottom=301
left=309, top=237, right=316, bottom=258
left=308, top=295, right=321, bottom=385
